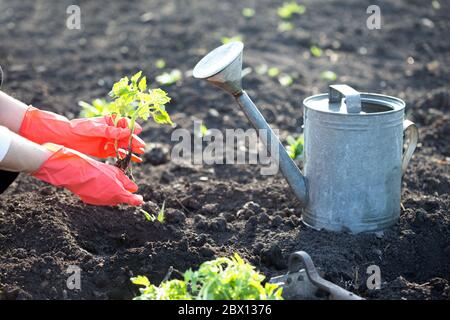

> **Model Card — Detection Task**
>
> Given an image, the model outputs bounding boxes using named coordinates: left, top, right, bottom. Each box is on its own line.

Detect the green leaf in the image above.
left=155, top=69, right=182, bottom=86
left=320, top=70, right=337, bottom=81
left=242, top=8, right=255, bottom=18
left=278, top=21, right=294, bottom=32
left=278, top=74, right=294, bottom=86
left=267, top=67, right=280, bottom=77
left=157, top=201, right=166, bottom=223
left=310, top=45, right=322, bottom=57
left=131, top=71, right=143, bottom=85
left=220, top=35, right=243, bottom=45
left=286, top=135, right=304, bottom=160
left=140, top=209, right=155, bottom=222
left=256, top=64, right=268, bottom=75
left=155, top=59, right=166, bottom=69
left=138, top=76, right=147, bottom=92
left=131, top=276, right=150, bottom=287
left=277, top=2, right=306, bottom=19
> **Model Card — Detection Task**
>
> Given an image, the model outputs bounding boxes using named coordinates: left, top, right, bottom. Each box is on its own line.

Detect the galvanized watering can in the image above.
left=193, top=42, right=418, bottom=233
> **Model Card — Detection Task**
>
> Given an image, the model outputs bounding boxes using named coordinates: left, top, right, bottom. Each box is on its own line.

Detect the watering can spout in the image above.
left=193, top=42, right=308, bottom=206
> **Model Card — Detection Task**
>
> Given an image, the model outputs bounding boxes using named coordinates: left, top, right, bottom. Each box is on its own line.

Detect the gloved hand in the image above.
left=19, top=106, right=145, bottom=160
left=33, top=143, right=144, bottom=206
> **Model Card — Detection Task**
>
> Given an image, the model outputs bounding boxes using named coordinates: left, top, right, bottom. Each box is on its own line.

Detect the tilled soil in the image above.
left=0, top=0, right=449, bottom=300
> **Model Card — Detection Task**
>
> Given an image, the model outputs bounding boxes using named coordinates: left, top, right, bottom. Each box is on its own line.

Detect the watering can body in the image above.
left=302, top=89, right=417, bottom=233
left=193, top=42, right=418, bottom=234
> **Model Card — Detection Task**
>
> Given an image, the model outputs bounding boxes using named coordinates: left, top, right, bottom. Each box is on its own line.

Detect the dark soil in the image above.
left=0, top=0, right=449, bottom=300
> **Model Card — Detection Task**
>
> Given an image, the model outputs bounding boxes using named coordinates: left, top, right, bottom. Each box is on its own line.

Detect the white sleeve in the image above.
left=0, top=126, right=12, bottom=162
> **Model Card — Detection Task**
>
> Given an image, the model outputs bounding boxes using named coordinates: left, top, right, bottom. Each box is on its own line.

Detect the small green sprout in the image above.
left=200, top=124, right=208, bottom=137
left=310, top=45, right=323, bottom=57
left=221, top=35, right=244, bottom=44
left=287, top=135, right=304, bottom=160
left=242, top=8, right=255, bottom=18
left=278, top=74, right=294, bottom=87
left=156, top=69, right=182, bottom=86
left=155, top=59, right=166, bottom=69
left=432, top=0, right=440, bottom=9
left=140, top=201, right=166, bottom=223
left=320, top=70, right=337, bottom=81
left=278, top=21, right=294, bottom=32
left=256, top=64, right=268, bottom=75
left=131, top=253, right=283, bottom=300
left=267, top=67, right=280, bottom=77
left=79, top=99, right=112, bottom=118
left=277, top=2, right=306, bottom=19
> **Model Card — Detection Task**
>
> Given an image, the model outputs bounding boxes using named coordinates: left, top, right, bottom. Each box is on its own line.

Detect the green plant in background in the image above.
left=155, top=59, right=166, bottom=69
left=79, top=98, right=112, bottom=118
left=140, top=201, right=166, bottom=223
left=267, top=67, right=280, bottom=77
left=199, top=123, right=208, bottom=137
left=310, top=45, right=323, bottom=57
left=320, top=70, right=337, bottom=81
left=221, top=35, right=244, bottom=45
left=256, top=65, right=295, bottom=87
left=156, top=69, right=182, bottom=86
left=278, top=74, right=294, bottom=87
left=131, top=254, right=283, bottom=300
left=277, top=1, right=306, bottom=19
left=278, top=21, right=294, bottom=32
left=287, top=135, right=304, bottom=160
left=242, top=7, right=255, bottom=18
left=79, top=71, right=172, bottom=172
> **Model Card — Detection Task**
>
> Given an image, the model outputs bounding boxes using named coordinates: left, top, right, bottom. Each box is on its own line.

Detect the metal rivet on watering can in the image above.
left=193, top=42, right=419, bottom=234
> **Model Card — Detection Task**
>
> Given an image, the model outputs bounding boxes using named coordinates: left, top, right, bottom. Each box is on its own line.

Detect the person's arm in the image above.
left=0, top=125, right=51, bottom=173
left=0, top=90, right=144, bottom=161
left=0, top=126, right=142, bottom=206
left=0, top=90, right=28, bottom=133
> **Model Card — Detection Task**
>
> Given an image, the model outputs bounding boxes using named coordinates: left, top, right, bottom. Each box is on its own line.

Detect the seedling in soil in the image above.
left=221, top=35, right=244, bottom=45
left=287, top=135, right=304, bottom=160
left=278, top=21, right=294, bottom=32
left=320, top=70, right=337, bottom=81
left=432, top=0, right=441, bottom=10
left=277, top=2, right=306, bottom=19
left=242, top=8, right=255, bottom=18
left=80, top=71, right=172, bottom=174
left=278, top=74, right=294, bottom=87
left=156, top=69, right=182, bottom=86
left=140, top=201, right=166, bottom=223
left=267, top=67, right=280, bottom=77
left=310, top=45, right=323, bottom=57
left=79, top=98, right=112, bottom=118
left=256, top=64, right=268, bottom=75
left=155, top=59, right=166, bottom=69
left=131, top=253, right=283, bottom=300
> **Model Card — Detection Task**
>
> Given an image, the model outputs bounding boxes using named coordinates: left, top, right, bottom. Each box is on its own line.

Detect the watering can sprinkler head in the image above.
left=193, top=42, right=309, bottom=206
left=193, top=41, right=244, bottom=96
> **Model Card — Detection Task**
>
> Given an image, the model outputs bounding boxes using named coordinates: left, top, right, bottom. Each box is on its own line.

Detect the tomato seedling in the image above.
left=277, top=2, right=306, bottom=19
left=131, top=253, right=283, bottom=300
left=80, top=71, right=172, bottom=174
left=287, top=135, right=304, bottom=160
left=155, top=69, right=182, bottom=86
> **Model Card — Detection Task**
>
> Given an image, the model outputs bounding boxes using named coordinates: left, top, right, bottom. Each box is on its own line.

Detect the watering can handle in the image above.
left=402, top=120, right=418, bottom=175
left=329, top=84, right=362, bottom=113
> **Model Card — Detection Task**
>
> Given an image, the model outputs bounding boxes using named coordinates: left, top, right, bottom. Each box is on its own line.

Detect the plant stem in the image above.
left=115, top=105, right=145, bottom=173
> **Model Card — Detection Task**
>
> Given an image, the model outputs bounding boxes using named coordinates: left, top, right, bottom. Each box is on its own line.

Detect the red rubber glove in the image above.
left=33, top=143, right=144, bottom=206
left=19, top=106, right=145, bottom=160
